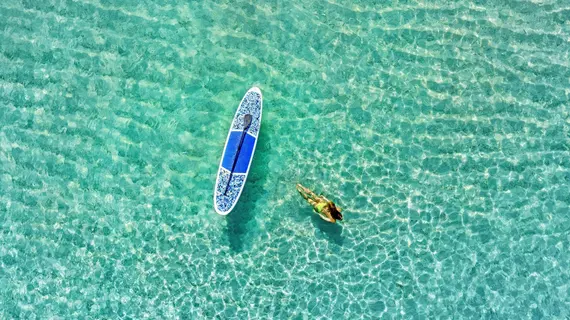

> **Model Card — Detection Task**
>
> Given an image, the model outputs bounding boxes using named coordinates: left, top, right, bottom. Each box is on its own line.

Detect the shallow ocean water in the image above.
left=1, top=0, right=570, bottom=318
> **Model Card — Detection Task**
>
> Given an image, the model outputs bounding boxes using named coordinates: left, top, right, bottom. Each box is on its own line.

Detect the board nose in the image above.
left=249, top=87, right=262, bottom=95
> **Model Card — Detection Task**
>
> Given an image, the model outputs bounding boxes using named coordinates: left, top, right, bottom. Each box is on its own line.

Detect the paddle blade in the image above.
left=243, top=114, right=252, bottom=128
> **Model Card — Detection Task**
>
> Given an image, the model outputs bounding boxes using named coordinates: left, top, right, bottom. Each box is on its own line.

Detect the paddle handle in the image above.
left=224, top=124, right=251, bottom=195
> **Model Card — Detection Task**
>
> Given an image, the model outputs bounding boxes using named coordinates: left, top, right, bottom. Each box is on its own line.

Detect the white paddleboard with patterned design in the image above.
left=214, top=87, right=263, bottom=215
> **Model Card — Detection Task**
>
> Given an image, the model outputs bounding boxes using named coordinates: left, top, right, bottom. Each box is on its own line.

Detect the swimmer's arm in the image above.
left=318, top=212, right=335, bottom=223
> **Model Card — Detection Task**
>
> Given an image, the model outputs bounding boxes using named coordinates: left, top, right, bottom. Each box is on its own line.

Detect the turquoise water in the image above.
left=1, top=0, right=569, bottom=318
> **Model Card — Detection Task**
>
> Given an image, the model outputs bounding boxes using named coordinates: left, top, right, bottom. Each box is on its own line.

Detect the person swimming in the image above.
left=296, top=183, right=343, bottom=223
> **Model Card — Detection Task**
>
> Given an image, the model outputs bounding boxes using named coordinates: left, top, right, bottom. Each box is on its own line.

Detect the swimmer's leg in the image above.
left=296, top=184, right=309, bottom=200
left=296, top=184, right=318, bottom=201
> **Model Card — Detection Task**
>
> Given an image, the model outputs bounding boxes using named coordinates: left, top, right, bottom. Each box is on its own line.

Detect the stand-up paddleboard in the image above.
left=214, top=87, right=263, bottom=215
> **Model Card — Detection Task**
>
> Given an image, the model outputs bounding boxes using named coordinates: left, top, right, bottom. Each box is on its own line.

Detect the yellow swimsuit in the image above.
left=315, top=202, right=327, bottom=213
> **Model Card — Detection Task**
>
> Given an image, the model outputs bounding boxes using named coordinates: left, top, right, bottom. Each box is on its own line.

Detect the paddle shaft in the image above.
left=224, top=121, right=252, bottom=195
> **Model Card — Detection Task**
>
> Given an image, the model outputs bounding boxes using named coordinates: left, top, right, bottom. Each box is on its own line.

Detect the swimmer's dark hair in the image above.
left=330, top=204, right=343, bottom=221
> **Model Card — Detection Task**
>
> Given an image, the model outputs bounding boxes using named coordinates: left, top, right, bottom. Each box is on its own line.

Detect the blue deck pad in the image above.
left=222, top=131, right=256, bottom=173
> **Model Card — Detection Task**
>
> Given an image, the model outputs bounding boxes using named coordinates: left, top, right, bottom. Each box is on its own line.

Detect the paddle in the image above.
left=224, top=114, right=253, bottom=195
